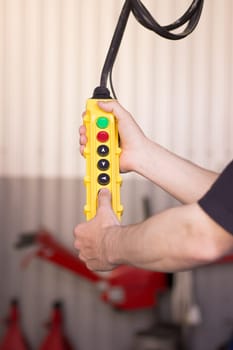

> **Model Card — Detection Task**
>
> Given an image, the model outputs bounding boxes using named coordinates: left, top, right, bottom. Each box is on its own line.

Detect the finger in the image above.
left=82, top=111, right=86, bottom=118
left=79, top=134, right=87, bottom=146
left=79, top=124, right=86, bottom=135
left=80, top=145, right=85, bottom=155
left=97, top=188, right=112, bottom=210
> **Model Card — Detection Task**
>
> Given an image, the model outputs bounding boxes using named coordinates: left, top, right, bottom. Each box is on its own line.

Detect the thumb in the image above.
left=98, top=100, right=128, bottom=122
left=97, top=188, right=112, bottom=210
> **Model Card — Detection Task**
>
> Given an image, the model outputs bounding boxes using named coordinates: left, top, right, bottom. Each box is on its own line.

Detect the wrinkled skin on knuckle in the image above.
left=86, top=262, right=95, bottom=271
left=78, top=253, right=85, bottom=263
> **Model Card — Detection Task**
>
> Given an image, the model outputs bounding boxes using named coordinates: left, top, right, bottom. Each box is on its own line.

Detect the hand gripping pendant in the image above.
left=83, top=98, right=123, bottom=221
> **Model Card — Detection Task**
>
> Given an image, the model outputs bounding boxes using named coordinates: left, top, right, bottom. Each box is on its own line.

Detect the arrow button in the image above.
left=97, top=159, right=110, bottom=171
left=98, top=173, right=110, bottom=186
left=97, top=145, right=109, bottom=157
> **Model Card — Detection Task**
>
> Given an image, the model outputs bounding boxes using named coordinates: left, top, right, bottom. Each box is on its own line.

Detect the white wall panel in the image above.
left=1, top=0, right=24, bottom=175
left=188, top=0, right=212, bottom=166
left=59, top=0, right=80, bottom=177
left=208, top=0, right=230, bottom=169
left=41, top=0, right=65, bottom=177
left=22, top=0, right=42, bottom=176
left=1, top=0, right=233, bottom=177
left=0, top=0, right=4, bottom=173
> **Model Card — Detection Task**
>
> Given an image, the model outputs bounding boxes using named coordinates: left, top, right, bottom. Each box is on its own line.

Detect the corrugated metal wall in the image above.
left=1, top=1, right=233, bottom=349
left=1, top=0, right=233, bottom=177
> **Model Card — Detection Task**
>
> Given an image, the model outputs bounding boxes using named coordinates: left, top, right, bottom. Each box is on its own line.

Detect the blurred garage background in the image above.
left=0, top=0, right=233, bottom=349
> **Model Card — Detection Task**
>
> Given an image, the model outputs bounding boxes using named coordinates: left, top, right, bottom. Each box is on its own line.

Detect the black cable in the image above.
left=100, top=0, right=132, bottom=92
left=94, top=0, right=204, bottom=99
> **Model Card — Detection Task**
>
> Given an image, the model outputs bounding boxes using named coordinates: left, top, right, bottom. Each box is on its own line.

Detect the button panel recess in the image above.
left=83, top=99, right=123, bottom=221
left=96, top=117, right=110, bottom=185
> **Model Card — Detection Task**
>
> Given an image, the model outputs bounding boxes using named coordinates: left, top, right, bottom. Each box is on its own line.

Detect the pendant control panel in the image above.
left=83, top=99, right=123, bottom=221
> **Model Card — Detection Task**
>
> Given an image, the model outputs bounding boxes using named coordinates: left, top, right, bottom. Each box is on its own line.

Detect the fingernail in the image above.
left=98, top=188, right=109, bottom=195
left=98, top=101, right=108, bottom=105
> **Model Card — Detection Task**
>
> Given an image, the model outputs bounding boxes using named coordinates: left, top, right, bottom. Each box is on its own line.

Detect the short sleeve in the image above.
left=198, top=161, right=233, bottom=235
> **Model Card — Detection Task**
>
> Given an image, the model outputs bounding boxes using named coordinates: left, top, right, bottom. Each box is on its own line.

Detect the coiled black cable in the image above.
left=95, top=0, right=204, bottom=99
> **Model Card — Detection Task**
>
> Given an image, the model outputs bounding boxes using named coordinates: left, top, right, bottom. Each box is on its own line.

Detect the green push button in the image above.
left=96, top=116, right=109, bottom=129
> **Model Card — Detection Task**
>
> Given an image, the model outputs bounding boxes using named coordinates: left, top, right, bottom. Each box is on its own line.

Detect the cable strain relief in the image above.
left=92, top=86, right=112, bottom=99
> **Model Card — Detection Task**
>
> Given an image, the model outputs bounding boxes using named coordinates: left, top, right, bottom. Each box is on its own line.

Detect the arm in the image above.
left=77, top=101, right=233, bottom=272
left=74, top=189, right=233, bottom=272
left=80, top=101, right=218, bottom=204
left=106, top=204, right=233, bottom=272
left=133, top=139, right=218, bottom=204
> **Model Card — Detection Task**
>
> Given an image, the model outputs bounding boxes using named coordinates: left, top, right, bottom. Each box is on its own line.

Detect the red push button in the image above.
left=97, top=131, right=109, bottom=142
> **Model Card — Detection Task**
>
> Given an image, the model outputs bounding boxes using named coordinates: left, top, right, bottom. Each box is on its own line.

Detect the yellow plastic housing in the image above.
left=83, top=99, right=123, bottom=221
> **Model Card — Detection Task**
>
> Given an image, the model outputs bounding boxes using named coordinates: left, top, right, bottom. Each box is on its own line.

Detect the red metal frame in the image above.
left=17, top=230, right=167, bottom=311
left=17, top=229, right=233, bottom=311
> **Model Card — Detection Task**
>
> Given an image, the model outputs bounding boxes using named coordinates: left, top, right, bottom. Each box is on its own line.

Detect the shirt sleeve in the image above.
left=198, top=160, right=233, bottom=235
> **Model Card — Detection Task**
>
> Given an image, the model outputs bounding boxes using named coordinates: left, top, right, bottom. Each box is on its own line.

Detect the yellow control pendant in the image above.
left=83, top=99, right=123, bottom=221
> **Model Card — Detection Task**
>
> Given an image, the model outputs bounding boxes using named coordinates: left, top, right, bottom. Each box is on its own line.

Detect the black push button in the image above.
left=97, top=145, right=109, bottom=157
left=97, top=159, right=110, bottom=171
left=98, top=173, right=110, bottom=186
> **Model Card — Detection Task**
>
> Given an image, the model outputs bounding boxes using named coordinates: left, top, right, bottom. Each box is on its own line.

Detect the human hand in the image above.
left=74, top=189, right=120, bottom=271
left=79, top=100, right=148, bottom=173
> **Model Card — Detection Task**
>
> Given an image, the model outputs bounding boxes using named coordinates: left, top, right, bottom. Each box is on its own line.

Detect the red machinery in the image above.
left=0, top=300, right=30, bottom=350
left=15, top=229, right=168, bottom=311
left=38, top=302, right=73, bottom=350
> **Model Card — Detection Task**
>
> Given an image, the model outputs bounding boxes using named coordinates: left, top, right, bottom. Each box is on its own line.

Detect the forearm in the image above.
left=134, top=139, right=218, bottom=204
left=94, top=101, right=217, bottom=203
left=104, top=204, right=233, bottom=272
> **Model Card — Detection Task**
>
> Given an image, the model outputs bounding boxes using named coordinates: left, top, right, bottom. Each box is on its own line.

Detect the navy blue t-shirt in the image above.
left=198, top=161, right=233, bottom=235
